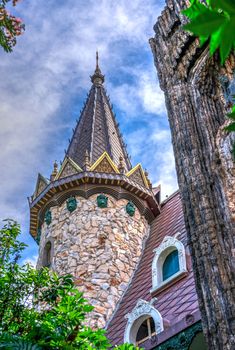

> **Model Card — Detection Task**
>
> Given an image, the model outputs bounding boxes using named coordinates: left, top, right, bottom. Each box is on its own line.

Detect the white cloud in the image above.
left=140, top=71, right=166, bottom=115
left=21, top=255, right=38, bottom=268
left=0, top=0, right=174, bottom=261
left=109, top=66, right=166, bottom=117
left=127, top=124, right=178, bottom=199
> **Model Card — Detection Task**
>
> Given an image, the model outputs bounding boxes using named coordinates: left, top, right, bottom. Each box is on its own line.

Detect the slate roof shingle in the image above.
left=106, top=191, right=200, bottom=348
left=66, top=67, right=131, bottom=172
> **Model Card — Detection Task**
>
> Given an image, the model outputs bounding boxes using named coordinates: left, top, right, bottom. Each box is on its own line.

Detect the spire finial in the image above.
left=144, top=169, right=152, bottom=189
left=96, top=50, right=99, bottom=70
left=54, top=160, right=58, bottom=172
left=118, top=155, right=125, bottom=174
left=83, top=149, right=91, bottom=171
left=50, top=160, right=58, bottom=181
left=91, top=51, right=105, bottom=86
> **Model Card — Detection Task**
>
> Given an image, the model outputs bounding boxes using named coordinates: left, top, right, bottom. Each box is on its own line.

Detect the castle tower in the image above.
left=29, top=54, right=160, bottom=328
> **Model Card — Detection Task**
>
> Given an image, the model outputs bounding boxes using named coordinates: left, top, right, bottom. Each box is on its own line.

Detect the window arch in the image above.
left=124, top=299, right=163, bottom=345
left=42, top=241, right=52, bottom=267
left=151, top=236, right=187, bottom=293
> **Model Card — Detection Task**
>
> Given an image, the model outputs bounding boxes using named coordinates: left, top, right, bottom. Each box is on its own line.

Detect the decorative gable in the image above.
left=55, top=157, right=82, bottom=180
left=90, top=152, right=119, bottom=174
left=34, top=173, right=49, bottom=199
left=126, top=164, right=149, bottom=188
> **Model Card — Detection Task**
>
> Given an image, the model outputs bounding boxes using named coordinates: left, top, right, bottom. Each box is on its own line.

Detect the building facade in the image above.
left=29, top=55, right=207, bottom=348
left=29, top=54, right=160, bottom=331
left=27, top=0, right=235, bottom=342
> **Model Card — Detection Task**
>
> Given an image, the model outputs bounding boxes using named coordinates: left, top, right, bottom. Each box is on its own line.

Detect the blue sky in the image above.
left=0, top=0, right=178, bottom=264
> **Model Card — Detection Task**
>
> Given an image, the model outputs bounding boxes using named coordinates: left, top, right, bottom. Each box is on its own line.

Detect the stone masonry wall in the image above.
left=37, top=194, right=149, bottom=328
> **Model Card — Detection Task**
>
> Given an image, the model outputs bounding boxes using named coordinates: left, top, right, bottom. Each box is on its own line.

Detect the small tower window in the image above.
left=151, top=236, right=187, bottom=293
left=163, top=249, right=180, bottom=281
left=42, top=241, right=52, bottom=268
left=136, top=317, right=155, bottom=345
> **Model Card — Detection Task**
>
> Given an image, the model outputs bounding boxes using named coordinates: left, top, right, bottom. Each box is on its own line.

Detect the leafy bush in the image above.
left=0, top=220, right=140, bottom=349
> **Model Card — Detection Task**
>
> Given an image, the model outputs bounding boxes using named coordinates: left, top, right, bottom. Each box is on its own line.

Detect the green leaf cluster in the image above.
left=0, top=220, right=140, bottom=350
left=183, top=0, right=235, bottom=159
left=224, top=105, right=235, bottom=133
left=114, top=344, right=141, bottom=350
left=182, top=0, right=235, bottom=64
left=0, top=0, right=24, bottom=53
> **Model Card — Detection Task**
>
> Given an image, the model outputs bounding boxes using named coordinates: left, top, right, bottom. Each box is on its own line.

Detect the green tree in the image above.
left=0, top=220, right=140, bottom=350
left=0, top=0, right=24, bottom=52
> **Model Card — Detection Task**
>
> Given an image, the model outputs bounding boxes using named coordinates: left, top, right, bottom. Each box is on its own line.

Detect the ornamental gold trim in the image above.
left=125, top=164, right=149, bottom=188
left=89, top=151, right=120, bottom=174
left=33, top=173, right=49, bottom=199
left=54, top=156, right=83, bottom=180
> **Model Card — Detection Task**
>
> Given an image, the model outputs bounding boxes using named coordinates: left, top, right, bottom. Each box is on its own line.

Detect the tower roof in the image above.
left=66, top=53, right=132, bottom=171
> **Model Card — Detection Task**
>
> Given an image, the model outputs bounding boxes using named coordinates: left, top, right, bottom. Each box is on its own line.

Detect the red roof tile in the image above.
left=106, top=191, right=200, bottom=347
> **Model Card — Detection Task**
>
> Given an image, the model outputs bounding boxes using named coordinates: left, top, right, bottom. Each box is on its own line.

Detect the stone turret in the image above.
left=29, top=55, right=160, bottom=328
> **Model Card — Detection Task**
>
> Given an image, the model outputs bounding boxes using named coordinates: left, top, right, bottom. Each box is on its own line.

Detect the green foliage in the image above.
left=0, top=0, right=24, bottom=52
left=115, top=344, right=141, bottom=350
left=0, top=334, right=42, bottom=349
left=0, top=220, right=139, bottom=349
left=182, top=0, right=235, bottom=64
left=224, top=104, right=235, bottom=132
left=183, top=0, right=235, bottom=159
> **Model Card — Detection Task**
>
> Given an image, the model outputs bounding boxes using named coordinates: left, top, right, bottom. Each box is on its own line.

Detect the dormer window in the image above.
left=162, top=249, right=180, bottom=281
left=151, top=235, right=187, bottom=293
left=124, top=299, right=163, bottom=345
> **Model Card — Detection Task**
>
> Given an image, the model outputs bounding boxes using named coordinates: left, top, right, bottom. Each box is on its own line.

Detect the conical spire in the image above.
left=50, top=160, right=58, bottom=181
left=66, top=53, right=131, bottom=172
left=90, top=51, right=105, bottom=86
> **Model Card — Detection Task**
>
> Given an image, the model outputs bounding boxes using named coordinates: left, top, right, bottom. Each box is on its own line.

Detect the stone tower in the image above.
left=29, top=53, right=160, bottom=328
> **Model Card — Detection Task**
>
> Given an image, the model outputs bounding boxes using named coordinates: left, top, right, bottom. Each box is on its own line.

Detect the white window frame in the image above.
left=124, top=299, right=163, bottom=345
left=151, top=235, right=187, bottom=293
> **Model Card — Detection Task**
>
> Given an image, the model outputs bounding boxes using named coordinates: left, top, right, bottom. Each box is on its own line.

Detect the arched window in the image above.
left=124, top=299, right=163, bottom=345
left=136, top=317, right=155, bottom=345
left=42, top=241, right=52, bottom=267
left=163, top=249, right=180, bottom=281
left=151, top=236, right=187, bottom=293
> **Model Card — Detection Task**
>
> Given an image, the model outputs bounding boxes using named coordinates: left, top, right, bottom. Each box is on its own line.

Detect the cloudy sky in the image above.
left=0, top=0, right=178, bottom=263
